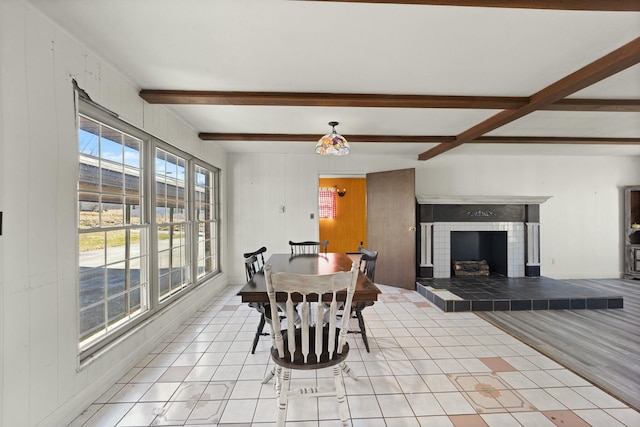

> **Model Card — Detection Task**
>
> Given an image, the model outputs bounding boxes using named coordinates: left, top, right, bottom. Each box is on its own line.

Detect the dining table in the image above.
left=237, top=252, right=381, bottom=353
left=237, top=252, right=381, bottom=304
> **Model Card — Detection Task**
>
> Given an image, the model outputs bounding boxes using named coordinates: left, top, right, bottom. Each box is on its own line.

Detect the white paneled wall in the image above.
left=0, top=20, right=4, bottom=425
left=0, top=2, right=227, bottom=427
left=227, top=153, right=418, bottom=284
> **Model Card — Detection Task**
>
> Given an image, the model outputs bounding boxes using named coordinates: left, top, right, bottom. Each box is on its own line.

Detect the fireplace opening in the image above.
left=450, top=231, right=508, bottom=276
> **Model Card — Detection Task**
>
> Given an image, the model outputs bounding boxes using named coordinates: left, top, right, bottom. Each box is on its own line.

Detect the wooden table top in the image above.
left=237, top=253, right=381, bottom=303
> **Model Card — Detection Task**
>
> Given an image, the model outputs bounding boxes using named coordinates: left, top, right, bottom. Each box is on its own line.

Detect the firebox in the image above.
left=450, top=231, right=507, bottom=276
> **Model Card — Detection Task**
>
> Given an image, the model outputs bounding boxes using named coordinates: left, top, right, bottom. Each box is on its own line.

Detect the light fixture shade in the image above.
left=315, top=121, right=350, bottom=155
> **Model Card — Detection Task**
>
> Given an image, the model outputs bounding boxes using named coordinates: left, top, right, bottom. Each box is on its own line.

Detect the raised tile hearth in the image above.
left=416, top=276, right=624, bottom=312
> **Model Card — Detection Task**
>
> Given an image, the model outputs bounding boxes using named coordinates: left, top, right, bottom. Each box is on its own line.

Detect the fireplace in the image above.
left=416, top=196, right=551, bottom=279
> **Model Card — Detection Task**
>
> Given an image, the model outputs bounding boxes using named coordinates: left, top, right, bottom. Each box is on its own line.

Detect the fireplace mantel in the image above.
left=416, top=195, right=552, bottom=205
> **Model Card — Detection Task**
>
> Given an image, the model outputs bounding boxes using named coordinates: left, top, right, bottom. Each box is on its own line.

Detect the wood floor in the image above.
left=477, top=278, right=640, bottom=411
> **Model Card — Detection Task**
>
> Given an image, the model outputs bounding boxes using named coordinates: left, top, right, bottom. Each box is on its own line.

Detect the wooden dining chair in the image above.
left=358, top=246, right=378, bottom=283
left=243, top=246, right=275, bottom=354
left=243, top=246, right=267, bottom=281
left=264, top=262, right=359, bottom=427
left=350, top=246, right=378, bottom=352
left=289, top=240, right=329, bottom=255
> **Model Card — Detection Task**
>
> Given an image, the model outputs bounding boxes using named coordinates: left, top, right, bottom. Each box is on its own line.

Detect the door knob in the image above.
left=408, top=226, right=416, bottom=231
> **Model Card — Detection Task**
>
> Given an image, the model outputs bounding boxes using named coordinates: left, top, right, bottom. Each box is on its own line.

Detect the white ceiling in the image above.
left=30, top=0, right=640, bottom=158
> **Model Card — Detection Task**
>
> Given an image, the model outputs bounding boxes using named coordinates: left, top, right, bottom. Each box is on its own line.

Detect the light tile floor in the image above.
left=69, top=284, right=640, bottom=427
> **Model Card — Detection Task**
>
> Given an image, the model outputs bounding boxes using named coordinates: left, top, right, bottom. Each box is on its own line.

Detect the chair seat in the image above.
left=271, top=326, right=350, bottom=370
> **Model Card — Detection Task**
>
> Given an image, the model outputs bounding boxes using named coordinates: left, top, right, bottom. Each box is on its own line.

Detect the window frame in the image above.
left=319, top=187, right=337, bottom=219
left=153, top=143, right=192, bottom=305
left=77, top=100, right=221, bottom=362
left=193, top=160, right=220, bottom=280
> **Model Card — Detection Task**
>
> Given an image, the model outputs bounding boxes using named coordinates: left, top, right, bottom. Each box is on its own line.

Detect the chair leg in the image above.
left=273, top=366, right=281, bottom=391
left=275, top=367, right=289, bottom=427
left=339, top=362, right=358, bottom=381
left=354, top=307, right=370, bottom=353
left=251, top=313, right=267, bottom=354
left=333, top=365, right=350, bottom=426
left=261, top=365, right=276, bottom=384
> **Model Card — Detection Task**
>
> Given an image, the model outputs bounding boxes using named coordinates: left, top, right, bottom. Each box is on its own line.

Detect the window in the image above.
left=78, top=115, right=149, bottom=348
left=77, top=101, right=221, bottom=359
left=155, top=148, right=190, bottom=302
left=319, top=187, right=337, bottom=219
left=194, top=163, right=219, bottom=278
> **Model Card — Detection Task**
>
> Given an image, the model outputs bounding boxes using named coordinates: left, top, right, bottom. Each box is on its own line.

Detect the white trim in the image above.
left=420, top=223, right=434, bottom=267
left=527, top=222, right=541, bottom=266
left=416, top=195, right=552, bottom=204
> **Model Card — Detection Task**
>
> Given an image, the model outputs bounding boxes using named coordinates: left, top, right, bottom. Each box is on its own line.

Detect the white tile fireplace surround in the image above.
left=417, top=196, right=550, bottom=279
left=427, top=221, right=525, bottom=278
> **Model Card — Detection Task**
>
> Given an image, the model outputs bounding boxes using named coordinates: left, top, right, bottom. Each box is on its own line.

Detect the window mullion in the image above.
left=125, top=228, right=130, bottom=317
left=147, top=138, right=159, bottom=309
left=187, top=160, right=196, bottom=286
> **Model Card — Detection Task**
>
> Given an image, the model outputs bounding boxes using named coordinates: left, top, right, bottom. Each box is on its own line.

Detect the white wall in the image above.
left=227, top=153, right=421, bottom=283
left=0, top=2, right=228, bottom=426
left=228, top=152, right=640, bottom=283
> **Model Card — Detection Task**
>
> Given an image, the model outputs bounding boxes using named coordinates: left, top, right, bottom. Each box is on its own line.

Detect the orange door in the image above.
left=319, top=177, right=366, bottom=253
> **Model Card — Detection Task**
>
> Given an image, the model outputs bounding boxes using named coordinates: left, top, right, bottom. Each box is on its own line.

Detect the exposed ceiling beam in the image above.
left=199, top=133, right=640, bottom=145
left=471, top=137, right=640, bottom=145
left=199, top=133, right=456, bottom=143
left=140, top=91, right=527, bottom=109
left=307, top=0, right=640, bottom=12
left=140, top=90, right=640, bottom=112
left=544, top=99, right=640, bottom=112
left=418, top=36, right=640, bottom=160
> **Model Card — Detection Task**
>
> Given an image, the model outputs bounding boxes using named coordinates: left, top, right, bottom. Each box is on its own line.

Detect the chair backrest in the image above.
left=358, top=246, right=378, bottom=282
left=243, top=246, right=267, bottom=281
left=264, top=262, right=359, bottom=363
left=289, top=240, right=329, bottom=255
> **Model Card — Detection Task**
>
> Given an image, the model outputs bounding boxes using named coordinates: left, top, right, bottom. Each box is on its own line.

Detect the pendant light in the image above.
left=315, top=121, right=350, bottom=155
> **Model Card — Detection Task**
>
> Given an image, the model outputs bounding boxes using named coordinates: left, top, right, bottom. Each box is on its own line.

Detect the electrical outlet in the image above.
left=279, top=206, right=285, bottom=213
left=310, top=213, right=314, bottom=219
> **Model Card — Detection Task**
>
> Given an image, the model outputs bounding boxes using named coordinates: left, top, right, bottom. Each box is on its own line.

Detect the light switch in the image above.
left=310, top=213, right=314, bottom=219
left=279, top=206, right=285, bottom=213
